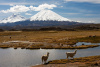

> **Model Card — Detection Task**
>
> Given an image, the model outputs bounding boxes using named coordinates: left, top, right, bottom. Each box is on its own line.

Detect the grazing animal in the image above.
left=66, top=49, right=77, bottom=59
left=89, top=35, right=92, bottom=37
left=10, top=37, right=11, bottom=39
left=93, top=35, right=96, bottom=37
left=61, top=43, right=63, bottom=46
left=24, top=36, right=26, bottom=37
left=42, top=52, right=49, bottom=64
left=89, top=35, right=96, bottom=37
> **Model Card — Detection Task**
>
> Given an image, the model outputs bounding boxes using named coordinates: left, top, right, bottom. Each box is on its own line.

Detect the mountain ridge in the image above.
left=0, top=14, right=26, bottom=23
left=0, top=10, right=87, bottom=30
left=0, top=10, right=71, bottom=24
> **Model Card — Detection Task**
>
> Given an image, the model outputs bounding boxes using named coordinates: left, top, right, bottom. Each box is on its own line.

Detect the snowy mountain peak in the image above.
left=30, top=10, right=70, bottom=21
left=0, top=14, right=26, bottom=23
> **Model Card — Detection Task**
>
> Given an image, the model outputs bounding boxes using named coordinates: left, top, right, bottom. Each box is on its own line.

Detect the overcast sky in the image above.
left=0, top=0, right=100, bottom=23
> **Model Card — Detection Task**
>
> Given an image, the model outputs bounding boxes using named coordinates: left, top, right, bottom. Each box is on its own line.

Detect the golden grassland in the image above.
left=0, top=30, right=100, bottom=49
left=48, top=55, right=100, bottom=66
left=0, top=30, right=100, bottom=42
left=0, top=31, right=100, bottom=66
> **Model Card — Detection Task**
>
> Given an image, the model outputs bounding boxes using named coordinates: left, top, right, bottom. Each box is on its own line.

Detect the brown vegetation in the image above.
left=48, top=55, right=100, bottom=66
left=0, top=31, right=100, bottom=49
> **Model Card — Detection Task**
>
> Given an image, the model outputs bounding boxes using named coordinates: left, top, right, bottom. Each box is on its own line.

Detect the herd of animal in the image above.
left=41, top=49, right=77, bottom=64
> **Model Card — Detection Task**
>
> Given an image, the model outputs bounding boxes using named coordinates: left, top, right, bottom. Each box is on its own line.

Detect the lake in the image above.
left=0, top=46, right=100, bottom=67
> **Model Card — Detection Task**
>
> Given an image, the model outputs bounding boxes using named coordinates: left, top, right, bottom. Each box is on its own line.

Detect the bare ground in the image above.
left=31, top=62, right=87, bottom=67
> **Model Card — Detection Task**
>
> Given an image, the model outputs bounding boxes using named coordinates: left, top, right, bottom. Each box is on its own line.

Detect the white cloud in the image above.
left=60, top=6, right=63, bottom=7
left=30, top=4, right=57, bottom=11
left=0, top=3, right=34, bottom=6
left=9, top=4, right=14, bottom=6
left=64, top=0, right=100, bottom=4
left=84, top=14, right=100, bottom=16
left=62, top=13, right=81, bottom=15
left=25, top=13, right=32, bottom=15
left=0, top=4, right=57, bottom=13
left=0, top=5, right=30, bottom=13
left=70, top=18, right=100, bottom=23
left=88, top=21, right=95, bottom=23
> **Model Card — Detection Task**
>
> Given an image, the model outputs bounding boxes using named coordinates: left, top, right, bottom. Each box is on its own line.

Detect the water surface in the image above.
left=76, top=42, right=100, bottom=46
left=0, top=46, right=100, bottom=67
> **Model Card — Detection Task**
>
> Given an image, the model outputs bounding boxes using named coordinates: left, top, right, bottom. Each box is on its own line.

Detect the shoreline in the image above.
left=31, top=63, right=87, bottom=67
left=31, top=55, right=100, bottom=67
left=0, top=44, right=99, bottom=49
left=0, top=40, right=99, bottom=49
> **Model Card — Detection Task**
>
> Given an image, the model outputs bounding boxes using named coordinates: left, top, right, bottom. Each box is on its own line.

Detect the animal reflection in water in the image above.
left=66, top=49, right=77, bottom=59
left=41, top=52, right=49, bottom=64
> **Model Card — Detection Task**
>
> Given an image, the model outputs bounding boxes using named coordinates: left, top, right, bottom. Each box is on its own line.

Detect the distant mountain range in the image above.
left=0, top=14, right=26, bottom=23
left=0, top=10, right=88, bottom=30
left=0, top=10, right=71, bottom=23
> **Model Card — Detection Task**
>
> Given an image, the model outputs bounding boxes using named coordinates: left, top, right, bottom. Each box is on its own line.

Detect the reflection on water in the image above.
left=76, top=42, right=100, bottom=46
left=0, top=46, right=100, bottom=67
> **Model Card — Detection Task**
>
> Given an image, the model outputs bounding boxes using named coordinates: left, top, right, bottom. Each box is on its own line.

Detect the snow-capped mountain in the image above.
left=0, top=10, right=83, bottom=29
left=0, top=14, right=26, bottom=23
left=30, top=10, right=70, bottom=21
left=0, top=10, right=70, bottom=24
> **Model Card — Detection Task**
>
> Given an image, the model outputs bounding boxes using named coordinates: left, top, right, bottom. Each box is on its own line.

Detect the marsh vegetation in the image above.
left=0, top=31, right=100, bottom=49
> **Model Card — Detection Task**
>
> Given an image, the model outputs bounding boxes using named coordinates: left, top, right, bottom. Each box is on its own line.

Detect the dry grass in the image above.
left=74, top=36, right=100, bottom=43
left=26, top=44, right=44, bottom=49
left=48, top=55, right=100, bottom=66
left=0, top=30, right=100, bottom=43
left=0, top=31, right=100, bottom=49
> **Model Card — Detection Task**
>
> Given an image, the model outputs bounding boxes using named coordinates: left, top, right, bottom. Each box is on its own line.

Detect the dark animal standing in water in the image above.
left=82, top=43, right=84, bottom=45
